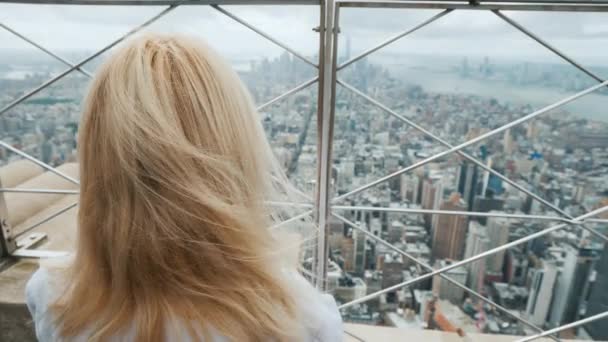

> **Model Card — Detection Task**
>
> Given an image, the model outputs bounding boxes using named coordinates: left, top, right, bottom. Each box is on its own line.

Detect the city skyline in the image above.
left=2, top=51, right=607, bottom=339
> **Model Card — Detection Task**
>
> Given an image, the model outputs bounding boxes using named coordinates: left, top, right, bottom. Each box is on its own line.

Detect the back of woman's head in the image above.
left=55, top=33, right=307, bottom=342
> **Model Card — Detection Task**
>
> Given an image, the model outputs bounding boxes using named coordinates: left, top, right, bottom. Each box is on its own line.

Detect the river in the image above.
left=383, top=64, right=607, bottom=123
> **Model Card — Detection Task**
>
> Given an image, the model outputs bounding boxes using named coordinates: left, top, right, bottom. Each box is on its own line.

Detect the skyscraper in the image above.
left=583, top=246, right=608, bottom=340
left=341, top=234, right=355, bottom=273
left=421, top=172, right=443, bottom=230
left=457, top=162, right=478, bottom=211
left=464, top=221, right=489, bottom=292
left=548, top=244, right=600, bottom=329
left=486, top=214, right=510, bottom=276
left=432, top=193, right=469, bottom=261
left=503, top=128, right=514, bottom=154
left=353, top=227, right=367, bottom=276
left=525, top=260, right=558, bottom=326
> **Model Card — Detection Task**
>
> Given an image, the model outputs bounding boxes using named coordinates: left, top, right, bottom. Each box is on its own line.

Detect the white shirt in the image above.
left=26, top=266, right=343, bottom=341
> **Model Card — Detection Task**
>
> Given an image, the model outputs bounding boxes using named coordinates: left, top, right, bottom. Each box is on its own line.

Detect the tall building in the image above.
left=432, top=193, right=468, bottom=261
left=341, top=235, right=355, bottom=273
left=421, top=172, right=443, bottom=230
left=353, top=226, right=367, bottom=276
left=328, top=216, right=345, bottom=253
left=432, top=259, right=468, bottom=305
left=525, top=261, right=558, bottom=326
left=583, top=246, right=608, bottom=340
left=486, top=214, right=510, bottom=276
left=548, top=244, right=600, bottom=328
left=457, top=161, right=478, bottom=211
left=345, top=34, right=352, bottom=61
left=503, top=128, right=514, bottom=154
left=464, top=221, right=489, bottom=292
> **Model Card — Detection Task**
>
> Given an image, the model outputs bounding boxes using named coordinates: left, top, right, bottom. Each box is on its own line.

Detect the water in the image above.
left=383, top=64, right=608, bottom=123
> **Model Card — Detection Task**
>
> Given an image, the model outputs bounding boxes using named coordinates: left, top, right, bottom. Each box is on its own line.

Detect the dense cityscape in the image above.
left=1, top=47, right=608, bottom=340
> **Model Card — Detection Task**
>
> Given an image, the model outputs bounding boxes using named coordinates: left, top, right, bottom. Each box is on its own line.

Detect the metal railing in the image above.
left=1, top=1, right=608, bottom=340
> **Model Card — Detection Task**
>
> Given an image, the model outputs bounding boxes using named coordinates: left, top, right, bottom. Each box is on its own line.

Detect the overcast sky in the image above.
left=1, top=3, right=607, bottom=65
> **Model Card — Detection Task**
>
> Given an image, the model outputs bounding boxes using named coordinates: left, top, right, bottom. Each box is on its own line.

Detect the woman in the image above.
left=26, top=34, right=342, bottom=342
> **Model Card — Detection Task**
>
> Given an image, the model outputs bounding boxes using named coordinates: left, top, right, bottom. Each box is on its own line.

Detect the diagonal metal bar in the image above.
left=13, top=201, right=79, bottom=239
left=256, top=76, right=319, bottom=111
left=269, top=210, right=313, bottom=230
left=515, top=310, right=608, bottom=342
left=0, top=141, right=79, bottom=185
left=0, top=5, right=177, bottom=118
left=494, top=10, right=606, bottom=86
left=337, top=79, right=608, bottom=243
left=0, top=22, right=93, bottom=78
left=0, top=188, right=79, bottom=195
left=338, top=9, right=452, bottom=70
left=212, top=5, right=318, bottom=68
left=265, top=201, right=313, bottom=208
left=334, top=213, right=559, bottom=341
left=338, top=205, right=608, bottom=309
left=333, top=78, right=608, bottom=203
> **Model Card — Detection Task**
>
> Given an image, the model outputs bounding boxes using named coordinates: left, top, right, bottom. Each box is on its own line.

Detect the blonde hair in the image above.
left=52, top=33, right=309, bottom=341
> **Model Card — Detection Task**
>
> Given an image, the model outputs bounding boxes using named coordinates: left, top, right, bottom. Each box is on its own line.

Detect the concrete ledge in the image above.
left=0, top=302, right=35, bottom=342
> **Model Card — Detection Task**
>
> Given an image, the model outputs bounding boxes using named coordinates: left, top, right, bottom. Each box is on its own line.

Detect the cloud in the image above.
left=0, top=3, right=606, bottom=64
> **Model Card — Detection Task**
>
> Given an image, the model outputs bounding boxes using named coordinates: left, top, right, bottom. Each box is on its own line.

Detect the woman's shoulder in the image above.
left=26, top=266, right=54, bottom=312
left=25, top=258, right=74, bottom=342
left=26, top=257, right=72, bottom=307
left=285, top=271, right=343, bottom=341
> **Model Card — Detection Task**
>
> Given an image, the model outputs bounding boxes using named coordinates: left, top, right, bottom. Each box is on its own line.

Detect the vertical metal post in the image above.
left=0, top=178, right=16, bottom=257
left=314, top=0, right=338, bottom=290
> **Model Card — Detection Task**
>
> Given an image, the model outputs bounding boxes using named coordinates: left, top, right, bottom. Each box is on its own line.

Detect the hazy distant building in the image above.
left=432, top=193, right=468, bottom=261
left=565, top=129, right=608, bottom=149
left=464, top=221, right=489, bottom=292
left=41, top=140, right=53, bottom=164
left=525, top=261, right=558, bottom=326
left=503, top=129, right=514, bottom=154
left=401, top=173, right=420, bottom=204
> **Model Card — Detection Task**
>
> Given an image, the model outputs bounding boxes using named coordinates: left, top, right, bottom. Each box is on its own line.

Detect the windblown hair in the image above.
left=52, top=34, right=308, bottom=342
